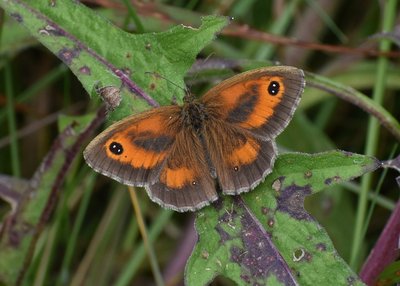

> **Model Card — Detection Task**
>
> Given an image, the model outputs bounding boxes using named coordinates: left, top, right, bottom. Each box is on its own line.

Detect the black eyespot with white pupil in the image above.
left=268, top=81, right=280, bottom=96
left=109, top=142, right=123, bottom=155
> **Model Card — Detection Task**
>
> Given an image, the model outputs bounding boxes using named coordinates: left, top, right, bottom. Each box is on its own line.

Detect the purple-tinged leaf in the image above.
left=186, top=195, right=298, bottom=286
left=187, top=151, right=380, bottom=285
left=0, top=107, right=106, bottom=285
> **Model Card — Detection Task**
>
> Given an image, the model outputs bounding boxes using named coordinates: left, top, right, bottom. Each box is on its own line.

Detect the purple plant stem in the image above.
left=237, top=196, right=299, bottom=285
left=359, top=199, right=400, bottom=285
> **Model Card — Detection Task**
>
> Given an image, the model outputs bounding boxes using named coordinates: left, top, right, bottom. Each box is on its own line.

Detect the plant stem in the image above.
left=121, top=0, right=145, bottom=33
left=128, top=187, right=164, bottom=286
left=5, top=62, right=21, bottom=177
left=349, top=0, right=397, bottom=270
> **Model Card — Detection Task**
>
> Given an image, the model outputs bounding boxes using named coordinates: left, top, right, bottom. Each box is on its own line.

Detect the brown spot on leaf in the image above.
left=261, top=206, right=270, bottom=215
left=79, top=66, right=91, bottom=75
left=315, top=243, right=327, bottom=251
left=277, top=184, right=312, bottom=220
left=325, top=176, right=341, bottom=185
left=58, top=47, right=80, bottom=65
left=347, top=276, right=358, bottom=286
left=304, top=251, right=312, bottom=262
left=201, top=250, right=209, bottom=259
left=10, top=13, right=23, bottom=22
left=304, top=170, right=312, bottom=179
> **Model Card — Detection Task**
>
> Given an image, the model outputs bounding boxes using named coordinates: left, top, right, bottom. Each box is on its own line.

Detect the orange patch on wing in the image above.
left=105, top=136, right=167, bottom=168
left=228, top=138, right=260, bottom=166
left=218, top=76, right=285, bottom=129
left=219, top=82, right=248, bottom=111
left=104, top=114, right=169, bottom=169
left=126, top=115, right=166, bottom=134
left=160, top=167, right=196, bottom=189
left=239, top=76, right=285, bottom=129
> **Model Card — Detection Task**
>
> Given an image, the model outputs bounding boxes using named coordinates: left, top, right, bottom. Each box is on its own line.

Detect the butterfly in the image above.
left=84, top=66, right=305, bottom=212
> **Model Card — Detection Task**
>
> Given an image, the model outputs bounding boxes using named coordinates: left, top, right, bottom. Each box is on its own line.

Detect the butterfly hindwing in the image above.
left=146, top=128, right=217, bottom=212
left=202, top=66, right=305, bottom=140
left=204, top=121, right=276, bottom=194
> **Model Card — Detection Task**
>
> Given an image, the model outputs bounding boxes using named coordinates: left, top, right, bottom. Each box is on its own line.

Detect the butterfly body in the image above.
left=84, top=66, right=305, bottom=212
left=181, top=97, right=209, bottom=132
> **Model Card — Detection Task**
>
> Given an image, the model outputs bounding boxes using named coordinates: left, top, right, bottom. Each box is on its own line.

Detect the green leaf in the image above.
left=186, top=151, right=380, bottom=285
left=0, top=0, right=228, bottom=120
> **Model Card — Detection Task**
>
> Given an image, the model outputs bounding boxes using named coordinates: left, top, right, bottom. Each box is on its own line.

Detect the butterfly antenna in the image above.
left=145, top=71, right=190, bottom=95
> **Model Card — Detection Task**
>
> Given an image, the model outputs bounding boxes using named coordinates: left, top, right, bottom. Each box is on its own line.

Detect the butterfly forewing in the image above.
left=84, top=107, right=180, bottom=186
left=84, top=106, right=217, bottom=211
left=202, top=66, right=305, bottom=141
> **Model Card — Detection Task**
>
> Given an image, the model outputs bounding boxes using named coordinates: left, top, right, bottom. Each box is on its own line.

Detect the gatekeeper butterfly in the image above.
left=84, top=66, right=305, bottom=212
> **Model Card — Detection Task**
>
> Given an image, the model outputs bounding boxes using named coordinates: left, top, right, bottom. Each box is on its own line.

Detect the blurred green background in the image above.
left=0, top=1, right=399, bottom=285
